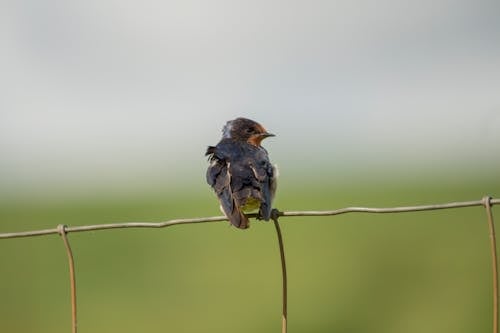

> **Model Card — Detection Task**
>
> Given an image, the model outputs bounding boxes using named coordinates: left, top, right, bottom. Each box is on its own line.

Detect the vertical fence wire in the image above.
left=272, top=212, right=287, bottom=333
left=484, top=197, right=499, bottom=333
left=58, top=225, right=77, bottom=333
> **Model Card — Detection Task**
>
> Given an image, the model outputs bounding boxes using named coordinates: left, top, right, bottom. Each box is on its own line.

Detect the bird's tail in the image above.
left=220, top=204, right=249, bottom=229
left=230, top=211, right=250, bottom=229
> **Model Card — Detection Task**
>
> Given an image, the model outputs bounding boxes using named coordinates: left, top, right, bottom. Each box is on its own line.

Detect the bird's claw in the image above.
left=256, top=208, right=280, bottom=222
left=270, top=208, right=281, bottom=222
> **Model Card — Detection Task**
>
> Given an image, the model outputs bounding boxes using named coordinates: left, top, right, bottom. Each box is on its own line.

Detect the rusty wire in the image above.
left=0, top=197, right=499, bottom=333
left=1, top=198, right=498, bottom=239
left=272, top=212, right=288, bottom=333
left=58, top=225, right=77, bottom=333
left=484, top=197, right=499, bottom=333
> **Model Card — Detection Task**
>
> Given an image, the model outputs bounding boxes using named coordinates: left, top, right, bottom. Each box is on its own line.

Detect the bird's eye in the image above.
left=246, top=127, right=255, bottom=134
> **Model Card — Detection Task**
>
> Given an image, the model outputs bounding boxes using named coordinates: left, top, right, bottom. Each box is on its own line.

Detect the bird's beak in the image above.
left=261, top=132, right=275, bottom=138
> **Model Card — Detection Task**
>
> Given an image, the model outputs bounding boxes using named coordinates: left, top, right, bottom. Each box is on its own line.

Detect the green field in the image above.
left=1, top=174, right=499, bottom=333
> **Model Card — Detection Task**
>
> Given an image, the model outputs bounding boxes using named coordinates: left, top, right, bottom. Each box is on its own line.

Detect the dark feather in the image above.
left=206, top=136, right=275, bottom=229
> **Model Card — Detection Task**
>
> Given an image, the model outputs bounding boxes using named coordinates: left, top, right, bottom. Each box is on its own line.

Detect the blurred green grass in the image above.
left=0, top=175, right=499, bottom=333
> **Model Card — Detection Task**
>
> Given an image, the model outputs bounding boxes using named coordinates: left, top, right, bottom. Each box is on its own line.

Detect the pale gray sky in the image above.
left=1, top=0, right=499, bottom=190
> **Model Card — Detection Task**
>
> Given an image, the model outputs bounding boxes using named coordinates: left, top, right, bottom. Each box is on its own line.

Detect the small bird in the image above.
left=206, top=117, right=277, bottom=229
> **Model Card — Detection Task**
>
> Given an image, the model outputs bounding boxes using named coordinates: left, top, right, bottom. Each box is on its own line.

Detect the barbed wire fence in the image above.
left=1, top=196, right=499, bottom=333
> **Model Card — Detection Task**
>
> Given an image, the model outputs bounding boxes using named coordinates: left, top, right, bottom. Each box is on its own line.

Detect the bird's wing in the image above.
left=250, top=149, right=276, bottom=221
left=206, top=146, right=249, bottom=229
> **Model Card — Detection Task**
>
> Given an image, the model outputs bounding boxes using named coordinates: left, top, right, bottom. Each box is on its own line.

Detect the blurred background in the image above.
left=1, top=0, right=499, bottom=332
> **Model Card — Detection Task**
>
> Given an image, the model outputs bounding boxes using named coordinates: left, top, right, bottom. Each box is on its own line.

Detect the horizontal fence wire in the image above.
left=1, top=198, right=498, bottom=239
left=0, top=197, right=498, bottom=333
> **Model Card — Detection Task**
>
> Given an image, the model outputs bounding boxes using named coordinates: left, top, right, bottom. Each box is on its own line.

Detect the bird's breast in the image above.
left=240, top=197, right=261, bottom=212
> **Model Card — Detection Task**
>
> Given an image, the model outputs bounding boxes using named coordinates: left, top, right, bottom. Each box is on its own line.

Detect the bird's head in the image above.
left=222, top=117, right=275, bottom=146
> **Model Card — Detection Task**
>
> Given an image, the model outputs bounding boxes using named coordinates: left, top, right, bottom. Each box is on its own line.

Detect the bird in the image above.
left=206, top=117, right=277, bottom=229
